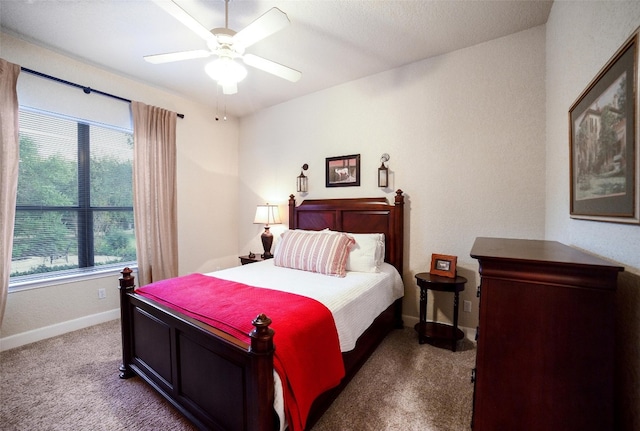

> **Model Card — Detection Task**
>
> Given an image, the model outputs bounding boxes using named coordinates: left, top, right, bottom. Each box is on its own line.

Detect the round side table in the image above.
left=414, top=272, right=467, bottom=352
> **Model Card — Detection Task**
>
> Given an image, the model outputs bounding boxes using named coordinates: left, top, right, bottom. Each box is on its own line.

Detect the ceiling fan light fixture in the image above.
left=205, top=57, right=248, bottom=86
left=222, top=83, right=238, bottom=95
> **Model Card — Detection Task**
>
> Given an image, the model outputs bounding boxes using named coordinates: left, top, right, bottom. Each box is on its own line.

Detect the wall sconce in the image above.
left=378, top=153, right=390, bottom=188
left=297, top=164, right=309, bottom=193
left=253, top=203, right=281, bottom=259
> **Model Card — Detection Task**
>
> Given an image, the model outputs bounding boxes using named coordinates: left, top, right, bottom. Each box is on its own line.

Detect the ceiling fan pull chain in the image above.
left=225, top=0, right=229, bottom=29
left=215, top=86, right=228, bottom=121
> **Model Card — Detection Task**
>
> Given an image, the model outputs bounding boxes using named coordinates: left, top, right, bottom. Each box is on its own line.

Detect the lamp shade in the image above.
left=297, top=163, right=309, bottom=193
left=253, top=204, right=281, bottom=226
left=297, top=172, right=308, bottom=192
left=378, top=153, right=390, bottom=188
left=378, top=162, right=389, bottom=188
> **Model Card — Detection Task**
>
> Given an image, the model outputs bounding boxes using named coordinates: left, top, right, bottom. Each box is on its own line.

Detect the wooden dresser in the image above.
left=470, top=237, right=623, bottom=431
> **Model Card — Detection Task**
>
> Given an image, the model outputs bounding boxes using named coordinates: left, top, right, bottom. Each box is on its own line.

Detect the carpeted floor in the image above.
left=311, top=327, right=476, bottom=431
left=0, top=319, right=476, bottom=430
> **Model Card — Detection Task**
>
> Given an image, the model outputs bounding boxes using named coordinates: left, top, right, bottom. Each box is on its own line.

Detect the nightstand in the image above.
left=239, top=254, right=267, bottom=265
left=414, top=272, right=467, bottom=351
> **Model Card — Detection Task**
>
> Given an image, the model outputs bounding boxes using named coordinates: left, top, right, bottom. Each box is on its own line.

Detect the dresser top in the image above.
left=470, top=237, right=624, bottom=272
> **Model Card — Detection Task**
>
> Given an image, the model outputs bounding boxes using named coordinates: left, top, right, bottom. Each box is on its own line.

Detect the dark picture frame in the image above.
left=430, top=253, right=457, bottom=278
left=326, top=154, right=361, bottom=187
left=569, top=29, right=639, bottom=224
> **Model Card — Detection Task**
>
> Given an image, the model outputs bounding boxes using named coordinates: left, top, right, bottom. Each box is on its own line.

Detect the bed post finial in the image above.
left=119, top=267, right=135, bottom=290
left=119, top=267, right=136, bottom=379
left=394, top=189, right=404, bottom=205
left=250, top=314, right=275, bottom=354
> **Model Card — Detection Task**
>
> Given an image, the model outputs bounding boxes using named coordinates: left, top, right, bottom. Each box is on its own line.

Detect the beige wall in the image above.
left=544, top=2, right=640, bottom=430
left=0, top=33, right=240, bottom=343
left=238, top=26, right=547, bottom=332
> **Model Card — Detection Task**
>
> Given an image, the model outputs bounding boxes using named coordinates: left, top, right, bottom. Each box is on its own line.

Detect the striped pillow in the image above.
left=274, top=230, right=355, bottom=277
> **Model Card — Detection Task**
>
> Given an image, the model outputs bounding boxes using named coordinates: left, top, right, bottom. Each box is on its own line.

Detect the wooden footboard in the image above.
left=119, top=267, right=276, bottom=431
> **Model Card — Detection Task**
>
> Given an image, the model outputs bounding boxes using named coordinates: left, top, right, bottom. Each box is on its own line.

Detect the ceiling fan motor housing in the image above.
left=209, top=28, right=244, bottom=58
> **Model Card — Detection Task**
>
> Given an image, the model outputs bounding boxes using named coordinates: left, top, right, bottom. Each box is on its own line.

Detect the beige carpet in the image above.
left=311, top=328, right=476, bottom=431
left=0, top=319, right=476, bottom=430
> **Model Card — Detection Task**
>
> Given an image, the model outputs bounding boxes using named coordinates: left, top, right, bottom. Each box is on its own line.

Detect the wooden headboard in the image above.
left=288, top=189, right=405, bottom=275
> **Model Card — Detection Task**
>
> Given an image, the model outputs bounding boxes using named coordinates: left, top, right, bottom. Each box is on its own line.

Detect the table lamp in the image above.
left=253, top=204, right=281, bottom=258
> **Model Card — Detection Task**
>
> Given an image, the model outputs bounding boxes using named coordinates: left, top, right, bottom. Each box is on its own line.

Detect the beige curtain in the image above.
left=131, top=101, right=178, bottom=286
left=0, top=59, right=21, bottom=327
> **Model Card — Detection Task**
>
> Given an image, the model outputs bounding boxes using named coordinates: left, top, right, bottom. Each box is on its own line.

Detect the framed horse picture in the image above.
left=430, top=253, right=457, bottom=278
left=326, top=154, right=361, bottom=187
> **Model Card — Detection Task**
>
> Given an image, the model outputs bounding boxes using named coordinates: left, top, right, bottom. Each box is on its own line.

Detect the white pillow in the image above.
left=345, top=233, right=385, bottom=273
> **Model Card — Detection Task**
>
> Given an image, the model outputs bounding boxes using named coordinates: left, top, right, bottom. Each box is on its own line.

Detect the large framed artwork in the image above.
left=326, top=154, right=361, bottom=187
left=569, top=28, right=639, bottom=224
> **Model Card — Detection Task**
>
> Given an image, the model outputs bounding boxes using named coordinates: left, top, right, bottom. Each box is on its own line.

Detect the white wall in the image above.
left=0, top=32, right=240, bottom=343
left=239, top=26, right=547, bottom=331
left=544, top=3, right=640, bottom=430
left=545, top=2, right=640, bottom=271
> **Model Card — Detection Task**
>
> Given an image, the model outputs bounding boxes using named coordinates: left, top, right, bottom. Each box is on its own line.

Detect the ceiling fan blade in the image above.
left=243, top=54, right=301, bottom=82
left=144, top=49, right=212, bottom=64
left=152, top=0, right=217, bottom=44
left=233, top=8, right=290, bottom=49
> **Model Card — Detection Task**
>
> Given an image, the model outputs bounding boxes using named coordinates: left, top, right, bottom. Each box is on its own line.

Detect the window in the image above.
left=10, top=108, right=136, bottom=286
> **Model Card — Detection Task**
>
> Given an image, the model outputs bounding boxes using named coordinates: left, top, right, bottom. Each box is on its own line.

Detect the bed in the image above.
left=118, top=190, right=405, bottom=431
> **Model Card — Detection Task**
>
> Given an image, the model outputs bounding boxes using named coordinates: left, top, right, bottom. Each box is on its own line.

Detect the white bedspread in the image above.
left=208, top=259, right=405, bottom=352
left=207, top=260, right=404, bottom=431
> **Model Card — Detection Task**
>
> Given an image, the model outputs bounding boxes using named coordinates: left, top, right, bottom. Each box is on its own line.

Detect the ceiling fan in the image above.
left=145, top=0, right=302, bottom=95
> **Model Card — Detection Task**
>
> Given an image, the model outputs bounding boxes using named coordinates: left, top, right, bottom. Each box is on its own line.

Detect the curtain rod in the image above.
left=20, top=66, right=185, bottom=119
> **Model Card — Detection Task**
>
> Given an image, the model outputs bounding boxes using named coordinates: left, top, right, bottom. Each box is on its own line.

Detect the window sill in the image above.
left=9, top=262, right=137, bottom=293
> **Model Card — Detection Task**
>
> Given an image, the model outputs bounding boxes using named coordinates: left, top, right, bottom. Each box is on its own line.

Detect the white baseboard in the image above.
left=402, top=314, right=476, bottom=344
left=1, top=311, right=473, bottom=352
left=0, top=309, right=120, bottom=352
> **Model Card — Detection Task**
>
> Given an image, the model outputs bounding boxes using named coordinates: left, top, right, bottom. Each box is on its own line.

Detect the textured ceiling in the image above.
left=1, top=0, right=552, bottom=117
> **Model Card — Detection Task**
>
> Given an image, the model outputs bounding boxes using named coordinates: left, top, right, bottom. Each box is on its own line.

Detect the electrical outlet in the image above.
left=98, top=288, right=106, bottom=299
left=463, top=300, right=472, bottom=313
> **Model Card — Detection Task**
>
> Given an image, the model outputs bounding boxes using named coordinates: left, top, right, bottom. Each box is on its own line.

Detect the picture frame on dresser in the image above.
left=326, top=154, right=361, bottom=187
left=430, top=253, right=457, bottom=278
left=569, top=28, right=639, bottom=224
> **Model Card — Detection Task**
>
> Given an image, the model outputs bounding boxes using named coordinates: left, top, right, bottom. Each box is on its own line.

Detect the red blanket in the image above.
left=136, top=273, right=345, bottom=431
